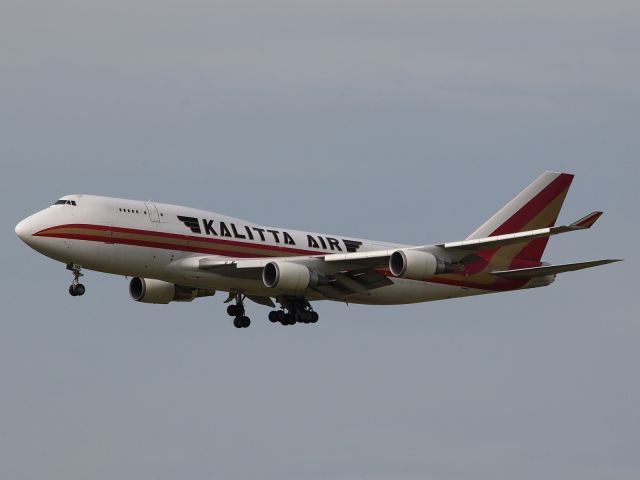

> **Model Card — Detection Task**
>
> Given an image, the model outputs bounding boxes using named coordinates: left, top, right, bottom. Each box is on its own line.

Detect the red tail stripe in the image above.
left=491, top=173, right=574, bottom=236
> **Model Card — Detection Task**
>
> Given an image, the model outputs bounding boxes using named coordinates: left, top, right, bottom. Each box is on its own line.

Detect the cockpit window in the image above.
left=53, top=199, right=77, bottom=206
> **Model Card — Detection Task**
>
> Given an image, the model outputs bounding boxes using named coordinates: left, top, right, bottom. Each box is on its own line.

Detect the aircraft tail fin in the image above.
left=466, top=171, right=574, bottom=262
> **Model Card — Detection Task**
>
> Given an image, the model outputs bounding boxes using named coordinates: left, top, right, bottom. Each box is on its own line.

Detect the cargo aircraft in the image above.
left=15, top=171, right=619, bottom=328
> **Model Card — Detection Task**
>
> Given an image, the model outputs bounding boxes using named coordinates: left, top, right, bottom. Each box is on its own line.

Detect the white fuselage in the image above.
left=16, top=195, right=490, bottom=305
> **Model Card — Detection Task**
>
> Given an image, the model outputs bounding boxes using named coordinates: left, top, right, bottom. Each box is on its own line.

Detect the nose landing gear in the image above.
left=67, top=263, right=85, bottom=296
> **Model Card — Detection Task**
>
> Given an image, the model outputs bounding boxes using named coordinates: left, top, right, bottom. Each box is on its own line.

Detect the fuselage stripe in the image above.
left=34, top=224, right=324, bottom=257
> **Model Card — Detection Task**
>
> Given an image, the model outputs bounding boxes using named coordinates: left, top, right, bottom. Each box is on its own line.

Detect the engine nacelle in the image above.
left=262, top=261, right=320, bottom=293
left=389, top=250, right=451, bottom=280
left=129, top=277, right=215, bottom=304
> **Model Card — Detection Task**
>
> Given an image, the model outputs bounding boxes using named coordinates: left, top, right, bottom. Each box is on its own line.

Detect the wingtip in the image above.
left=598, top=259, right=623, bottom=266
left=571, top=211, right=603, bottom=229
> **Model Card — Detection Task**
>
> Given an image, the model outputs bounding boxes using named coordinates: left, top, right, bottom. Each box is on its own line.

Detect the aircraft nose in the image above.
left=15, top=218, right=31, bottom=243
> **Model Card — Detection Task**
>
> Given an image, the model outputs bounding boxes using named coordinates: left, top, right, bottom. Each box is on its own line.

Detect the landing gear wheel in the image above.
left=227, top=304, right=245, bottom=316
left=67, top=263, right=85, bottom=298
left=234, top=316, right=251, bottom=328
left=274, top=297, right=320, bottom=326
left=227, top=293, right=249, bottom=328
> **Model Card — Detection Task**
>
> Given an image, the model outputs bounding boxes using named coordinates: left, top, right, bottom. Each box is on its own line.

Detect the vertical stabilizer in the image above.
left=466, top=171, right=574, bottom=261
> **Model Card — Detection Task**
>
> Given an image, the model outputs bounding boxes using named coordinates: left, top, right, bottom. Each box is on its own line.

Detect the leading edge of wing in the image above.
left=438, top=211, right=603, bottom=252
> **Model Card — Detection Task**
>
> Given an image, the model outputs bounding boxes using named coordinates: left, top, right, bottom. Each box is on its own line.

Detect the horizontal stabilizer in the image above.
left=491, top=259, right=621, bottom=279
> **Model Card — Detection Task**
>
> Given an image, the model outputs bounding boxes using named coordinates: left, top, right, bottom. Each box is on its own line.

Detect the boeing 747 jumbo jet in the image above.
left=15, top=171, right=619, bottom=328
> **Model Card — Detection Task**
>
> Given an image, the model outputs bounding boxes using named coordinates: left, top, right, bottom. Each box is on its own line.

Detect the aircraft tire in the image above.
left=76, top=284, right=85, bottom=296
left=69, top=285, right=77, bottom=296
left=233, top=317, right=245, bottom=328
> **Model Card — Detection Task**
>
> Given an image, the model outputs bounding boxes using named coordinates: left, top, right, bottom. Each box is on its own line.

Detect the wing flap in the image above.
left=491, top=259, right=621, bottom=278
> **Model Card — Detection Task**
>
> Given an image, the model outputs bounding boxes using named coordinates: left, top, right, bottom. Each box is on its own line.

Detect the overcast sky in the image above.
left=1, top=1, right=638, bottom=479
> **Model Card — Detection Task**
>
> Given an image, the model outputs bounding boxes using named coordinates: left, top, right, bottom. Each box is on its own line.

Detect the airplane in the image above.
left=15, top=171, right=620, bottom=328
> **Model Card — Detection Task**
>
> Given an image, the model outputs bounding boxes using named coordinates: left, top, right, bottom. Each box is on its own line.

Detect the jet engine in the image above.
left=129, top=277, right=215, bottom=304
left=389, top=249, right=453, bottom=280
left=262, top=261, right=323, bottom=293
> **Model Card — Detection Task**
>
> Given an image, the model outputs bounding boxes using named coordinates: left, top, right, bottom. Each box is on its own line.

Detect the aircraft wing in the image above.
left=319, top=211, right=606, bottom=271
left=437, top=211, right=603, bottom=253
left=197, top=253, right=393, bottom=299
left=189, top=211, right=612, bottom=300
left=490, top=259, right=621, bottom=278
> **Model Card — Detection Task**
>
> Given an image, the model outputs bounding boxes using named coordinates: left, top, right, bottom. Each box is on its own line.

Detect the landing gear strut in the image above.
left=269, top=297, right=319, bottom=326
left=227, top=292, right=250, bottom=328
left=67, top=263, right=85, bottom=296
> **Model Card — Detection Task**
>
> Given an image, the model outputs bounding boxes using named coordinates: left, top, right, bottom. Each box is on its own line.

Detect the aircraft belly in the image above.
left=60, top=242, right=171, bottom=278
left=162, top=271, right=275, bottom=297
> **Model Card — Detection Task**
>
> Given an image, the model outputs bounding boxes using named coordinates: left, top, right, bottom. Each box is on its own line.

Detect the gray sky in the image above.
left=1, top=1, right=638, bottom=479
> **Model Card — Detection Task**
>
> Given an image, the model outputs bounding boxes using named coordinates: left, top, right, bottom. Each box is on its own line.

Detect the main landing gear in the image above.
left=67, top=263, right=85, bottom=297
left=268, top=297, right=319, bottom=326
left=227, top=293, right=251, bottom=328
left=224, top=293, right=319, bottom=328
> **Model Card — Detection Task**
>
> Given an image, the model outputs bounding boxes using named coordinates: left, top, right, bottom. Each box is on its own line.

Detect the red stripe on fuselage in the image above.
left=34, top=223, right=325, bottom=257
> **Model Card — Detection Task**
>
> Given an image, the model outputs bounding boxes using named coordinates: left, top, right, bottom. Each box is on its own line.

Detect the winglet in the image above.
left=570, top=211, right=603, bottom=229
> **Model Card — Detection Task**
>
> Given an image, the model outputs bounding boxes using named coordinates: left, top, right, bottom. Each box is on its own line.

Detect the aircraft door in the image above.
left=145, top=202, right=160, bottom=222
